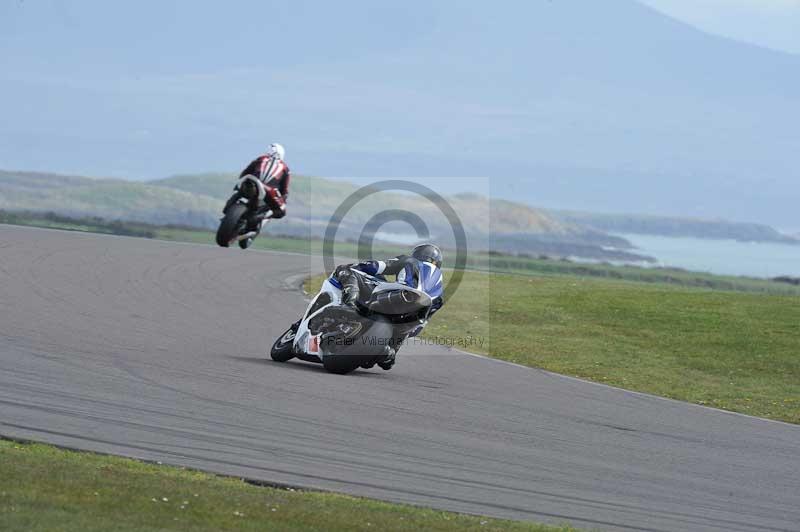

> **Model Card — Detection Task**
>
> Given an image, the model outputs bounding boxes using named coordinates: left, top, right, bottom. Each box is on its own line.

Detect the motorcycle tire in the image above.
left=270, top=326, right=297, bottom=362
left=322, top=355, right=361, bottom=375
left=216, top=203, right=248, bottom=247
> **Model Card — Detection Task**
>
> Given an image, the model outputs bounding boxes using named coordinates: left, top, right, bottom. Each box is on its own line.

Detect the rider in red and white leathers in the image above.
left=227, top=143, right=290, bottom=219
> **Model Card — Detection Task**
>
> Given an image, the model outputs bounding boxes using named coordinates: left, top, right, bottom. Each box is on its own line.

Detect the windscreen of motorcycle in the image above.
left=397, top=261, right=443, bottom=299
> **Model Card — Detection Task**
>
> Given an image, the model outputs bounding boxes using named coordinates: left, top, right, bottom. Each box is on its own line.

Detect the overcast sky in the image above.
left=1, top=1, right=798, bottom=227
left=639, top=0, right=800, bottom=54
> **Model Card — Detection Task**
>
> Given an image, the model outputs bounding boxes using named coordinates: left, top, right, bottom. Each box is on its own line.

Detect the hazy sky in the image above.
left=1, top=1, right=798, bottom=227
left=640, top=0, right=800, bottom=54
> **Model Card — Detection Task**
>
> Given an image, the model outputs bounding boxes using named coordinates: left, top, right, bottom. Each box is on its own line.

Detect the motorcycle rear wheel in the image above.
left=322, top=355, right=362, bottom=375
left=216, top=203, right=248, bottom=247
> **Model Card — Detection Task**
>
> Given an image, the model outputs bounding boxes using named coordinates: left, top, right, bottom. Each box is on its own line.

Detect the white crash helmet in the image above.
left=267, top=143, right=285, bottom=160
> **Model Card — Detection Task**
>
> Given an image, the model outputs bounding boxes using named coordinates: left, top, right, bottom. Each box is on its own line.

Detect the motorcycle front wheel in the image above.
left=270, top=326, right=297, bottom=362
left=216, top=203, right=248, bottom=247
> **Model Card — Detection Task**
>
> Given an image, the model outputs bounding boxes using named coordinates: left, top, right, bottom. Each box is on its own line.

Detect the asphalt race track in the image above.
left=1, top=225, right=799, bottom=532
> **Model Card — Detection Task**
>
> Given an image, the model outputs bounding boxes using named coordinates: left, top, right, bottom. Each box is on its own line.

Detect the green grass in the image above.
left=0, top=439, right=574, bottom=532
left=305, top=272, right=800, bottom=424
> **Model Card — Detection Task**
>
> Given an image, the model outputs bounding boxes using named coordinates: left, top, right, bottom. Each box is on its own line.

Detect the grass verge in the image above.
left=305, top=272, right=800, bottom=424
left=0, top=439, right=573, bottom=532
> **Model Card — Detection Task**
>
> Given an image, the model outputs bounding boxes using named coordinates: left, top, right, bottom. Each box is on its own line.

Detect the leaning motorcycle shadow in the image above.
left=224, top=355, right=387, bottom=377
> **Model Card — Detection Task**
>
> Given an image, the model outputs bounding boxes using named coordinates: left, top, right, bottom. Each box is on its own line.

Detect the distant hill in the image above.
left=153, top=173, right=589, bottom=236
left=154, top=173, right=643, bottom=260
left=0, top=170, right=220, bottom=228
left=0, top=169, right=650, bottom=261
left=552, top=210, right=800, bottom=245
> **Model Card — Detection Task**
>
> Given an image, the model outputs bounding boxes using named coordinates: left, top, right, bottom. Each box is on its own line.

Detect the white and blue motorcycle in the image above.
left=270, top=267, right=435, bottom=374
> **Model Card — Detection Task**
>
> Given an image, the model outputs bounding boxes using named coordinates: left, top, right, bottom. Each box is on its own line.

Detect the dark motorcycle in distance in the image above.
left=216, top=175, right=277, bottom=249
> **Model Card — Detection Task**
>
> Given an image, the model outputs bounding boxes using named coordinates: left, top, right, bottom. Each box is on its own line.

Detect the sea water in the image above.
left=617, top=233, right=800, bottom=278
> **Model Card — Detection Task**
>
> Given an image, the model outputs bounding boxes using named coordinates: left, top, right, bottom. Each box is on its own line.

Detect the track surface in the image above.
left=1, top=225, right=799, bottom=532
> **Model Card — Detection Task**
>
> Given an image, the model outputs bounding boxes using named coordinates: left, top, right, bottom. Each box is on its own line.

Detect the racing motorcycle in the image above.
left=271, top=267, right=434, bottom=374
left=215, top=175, right=278, bottom=249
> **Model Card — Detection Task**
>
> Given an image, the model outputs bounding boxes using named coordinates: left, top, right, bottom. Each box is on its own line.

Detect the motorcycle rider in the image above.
left=332, top=243, right=445, bottom=369
left=225, top=143, right=290, bottom=238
